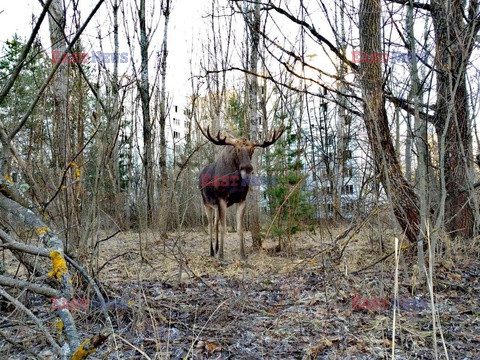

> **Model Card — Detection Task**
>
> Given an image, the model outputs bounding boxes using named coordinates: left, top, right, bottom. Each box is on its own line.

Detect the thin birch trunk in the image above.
left=158, top=0, right=171, bottom=237
left=407, top=2, right=426, bottom=282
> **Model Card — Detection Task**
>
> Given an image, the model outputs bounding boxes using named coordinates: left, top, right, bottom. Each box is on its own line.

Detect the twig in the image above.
left=117, top=335, right=153, bottom=360
left=64, top=254, right=118, bottom=353
left=0, top=330, right=45, bottom=360
left=93, top=230, right=121, bottom=251
left=349, top=251, right=395, bottom=275
left=0, top=286, right=63, bottom=357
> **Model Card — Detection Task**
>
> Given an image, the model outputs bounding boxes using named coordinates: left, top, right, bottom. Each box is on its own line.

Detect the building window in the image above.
left=173, top=118, right=180, bottom=126
left=343, top=150, right=352, bottom=160
left=342, top=184, right=354, bottom=194
left=326, top=135, right=334, bottom=146
left=174, top=105, right=178, bottom=113
left=327, top=203, right=333, bottom=213
left=320, top=103, right=327, bottom=116
left=184, top=120, right=189, bottom=128
left=342, top=202, right=354, bottom=213
left=173, top=131, right=180, bottom=139
left=344, top=167, right=353, bottom=177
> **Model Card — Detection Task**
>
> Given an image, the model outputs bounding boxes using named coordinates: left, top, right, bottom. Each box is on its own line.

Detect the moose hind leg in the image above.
left=214, top=207, right=219, bottom=254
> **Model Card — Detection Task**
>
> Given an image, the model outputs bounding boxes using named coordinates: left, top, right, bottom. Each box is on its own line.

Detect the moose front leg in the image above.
left=204, top=205, right=215, bottom=256
left=218, top=199, right=227, bottom=260
left=237, top=201, right=246, bottom=259
left=214, top=207, right=219, bottom=254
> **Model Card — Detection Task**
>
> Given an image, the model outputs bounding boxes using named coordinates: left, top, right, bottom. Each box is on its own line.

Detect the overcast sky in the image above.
left=0, top=0, right=209, bottom=100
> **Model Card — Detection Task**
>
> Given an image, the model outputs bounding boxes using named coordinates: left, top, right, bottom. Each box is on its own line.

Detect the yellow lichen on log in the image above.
left=4, top=174, right=14, bottom=184
left=35, top=226, right=50, bottom=237
left=72, top=334, right=109, bottom=360
left=56, top=318, right=63, bottom=335
left=72, top=338, right=97, bottom=360
left=48, top=250, right=68, bottom=281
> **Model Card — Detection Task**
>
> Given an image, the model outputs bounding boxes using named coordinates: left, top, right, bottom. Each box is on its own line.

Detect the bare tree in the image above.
left=244, top=0, right=263, bottom=249
left=358, top=0, right=420, bottom=242
left=158, top=0, right=172, bottom=237
left=0, top=1, right=113, bottom=357
left=138, top=0, right=155, bottom=226
left=48, top=0, right=68, bottom=168
left=430, top=0, right=480, bottom=237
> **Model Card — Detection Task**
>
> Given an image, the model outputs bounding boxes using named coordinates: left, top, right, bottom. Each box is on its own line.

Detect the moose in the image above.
left=198, top=125, right=284, bottom=260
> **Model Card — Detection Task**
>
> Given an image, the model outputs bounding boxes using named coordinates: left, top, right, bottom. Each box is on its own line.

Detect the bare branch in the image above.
left=240, top=0, right=359, bottom=71
left=385, top=0, right=433, bottom=11
left=0, top=275, right=59, bottom=298
left=385, top=93, right=435, bottom=123
left=0, top=0, right=53, bottom=106
left=9, top=0, right=106, bottom=140
left=0, top=286, right=64, bottom=357
left=0, top=230, right=51, bottom=257
left=202, top=67, right=364, bottom=117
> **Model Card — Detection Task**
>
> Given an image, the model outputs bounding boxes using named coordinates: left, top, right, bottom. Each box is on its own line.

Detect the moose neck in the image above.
left=215, top=146, right=241, bottom=178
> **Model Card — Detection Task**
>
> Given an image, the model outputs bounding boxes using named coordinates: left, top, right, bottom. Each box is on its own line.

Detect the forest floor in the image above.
left=2, top=221, right=480, bottom=359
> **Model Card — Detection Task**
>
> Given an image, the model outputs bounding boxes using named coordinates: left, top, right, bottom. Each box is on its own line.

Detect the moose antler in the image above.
left=198, top=124, right=236, bottom=146
left=253, top=126, right=285, bottom=148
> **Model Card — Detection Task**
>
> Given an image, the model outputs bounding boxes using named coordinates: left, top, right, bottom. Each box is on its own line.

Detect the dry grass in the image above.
left=1, top=215, right=479, bottom=359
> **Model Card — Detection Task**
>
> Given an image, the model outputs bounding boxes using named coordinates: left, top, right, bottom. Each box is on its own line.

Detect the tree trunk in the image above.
left=111, top=0, right=123, bottom=228
left=158, top=0, right=171, bottom=238
left=407, top=1, right=426, bottom=279
left=246, top=0, right=262, bottom=250
left=138, top=0, right=155, bottom=226
left=48, top=0, right=68, bottom=168
left=431, top=0, right=478, bottom=238
left=48, top=0, right=81, bottom=249
left=359, top=0, right=420, bottom=242
left=335, top=3, right=347, bottom=220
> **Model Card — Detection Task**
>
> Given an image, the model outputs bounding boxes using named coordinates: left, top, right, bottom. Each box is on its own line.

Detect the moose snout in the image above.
left=240, top=164, right=253, bottom=179
left=240, top=164, right=253, bottom=173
